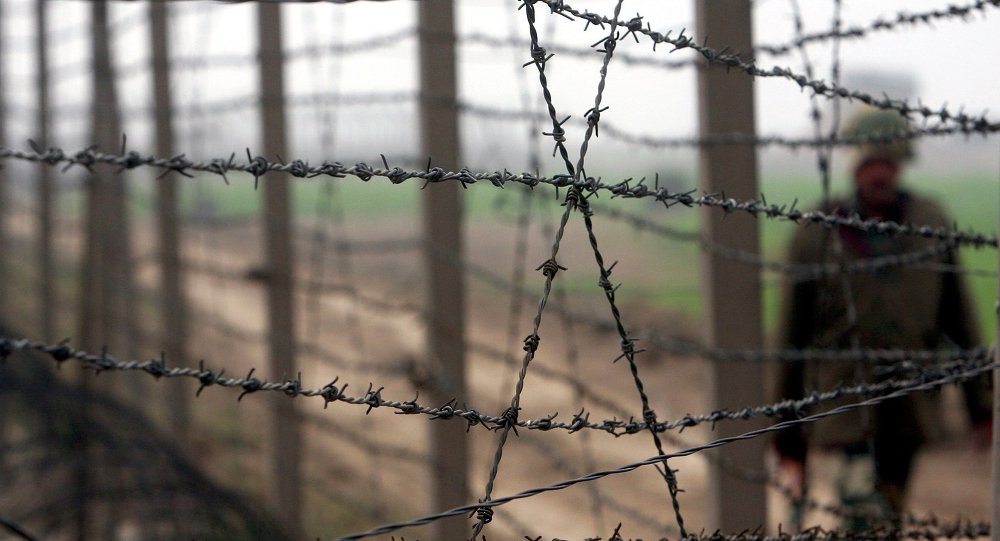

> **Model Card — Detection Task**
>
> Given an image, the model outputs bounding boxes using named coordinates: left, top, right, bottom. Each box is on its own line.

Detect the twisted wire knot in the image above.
left=543, top=123, right=566, bottom=143
left=620, top=337, right=636, bottom=356
left=196, top=361, right=221, bottom=397
left=283, top=372, right=302, bottom=397
left=535, top=258, right=566, bottom=279
left=597, top=276, right=614, bottom=292
left=285, top=159, right=310, bottom=178
left=48, top=343, right=73, bottom=363
left=320, top=377, right=347, bottom=408
left=475, top=505, right=493, bottom=524
left=237, top=368, right=262, bottom=401
left=498, top=406, right=520, bottom=433
left=562, top=186, right=584, bottom=210
left=363, top=383, right=384, bottom=414
left=72, top=147, right=98, bottom=170
left=526, top=43, right=551, bottom=68
left=522, top=333, right=541, bottom=352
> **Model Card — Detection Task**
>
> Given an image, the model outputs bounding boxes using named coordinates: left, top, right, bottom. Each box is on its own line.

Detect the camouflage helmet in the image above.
left=842, top=107, right=914, bottom=171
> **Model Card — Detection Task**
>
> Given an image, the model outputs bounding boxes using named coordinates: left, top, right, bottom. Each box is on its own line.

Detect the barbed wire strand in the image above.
left=2, top=144, right=995, bottom=248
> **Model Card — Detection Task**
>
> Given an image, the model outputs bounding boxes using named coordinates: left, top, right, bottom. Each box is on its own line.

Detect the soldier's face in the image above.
left=854, top=159, right=900, bottom=212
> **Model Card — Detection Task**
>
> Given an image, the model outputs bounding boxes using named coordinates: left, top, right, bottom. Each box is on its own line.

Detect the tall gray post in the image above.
left=696, top=0, right=767, bottom=532
left=418, top=3, right=468, bottom=540
left=36, top=0, right=54, bottom=341
left=79, top=0, right=133, bottom=373
left=150, top=1, right=189, bottom=449
left=76, top=4, right=128, bottom=538
left=257, top=4, right=301, bottom=538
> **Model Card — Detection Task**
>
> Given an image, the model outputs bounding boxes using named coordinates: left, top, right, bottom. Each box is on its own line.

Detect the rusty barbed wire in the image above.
left=332, top=359, right=997, bottom=540
left=2, top=143, right=994, bottom=249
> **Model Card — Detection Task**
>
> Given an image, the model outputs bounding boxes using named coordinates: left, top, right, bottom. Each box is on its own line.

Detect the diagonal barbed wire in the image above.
left=331, top=359, right=997, bottom=540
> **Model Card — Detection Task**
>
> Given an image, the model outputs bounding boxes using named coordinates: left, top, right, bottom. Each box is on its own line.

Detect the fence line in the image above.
left=2, top=0, right=996, bottom=539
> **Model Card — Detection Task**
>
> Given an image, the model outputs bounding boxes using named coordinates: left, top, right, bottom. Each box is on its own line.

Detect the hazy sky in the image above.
left=2, top=0, right=999, bottom=179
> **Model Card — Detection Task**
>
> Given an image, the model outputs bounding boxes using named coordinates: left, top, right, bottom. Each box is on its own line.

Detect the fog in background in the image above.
left=1, top=0, right=998, bottom=192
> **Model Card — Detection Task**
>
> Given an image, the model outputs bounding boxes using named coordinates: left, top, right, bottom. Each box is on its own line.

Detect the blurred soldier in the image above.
left=774, top=107, right=992, bottom=527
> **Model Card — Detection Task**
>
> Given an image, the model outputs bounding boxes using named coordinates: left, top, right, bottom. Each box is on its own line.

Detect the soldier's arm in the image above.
left=937, top=246, right=992, bottom=429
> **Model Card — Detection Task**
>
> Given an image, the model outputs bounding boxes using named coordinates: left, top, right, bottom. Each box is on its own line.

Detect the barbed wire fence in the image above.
left=0, top=0, right=998, bottom=540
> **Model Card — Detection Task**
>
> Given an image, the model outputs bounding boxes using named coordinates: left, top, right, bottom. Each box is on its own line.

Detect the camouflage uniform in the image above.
left=774, top=109, right=992, bottom=524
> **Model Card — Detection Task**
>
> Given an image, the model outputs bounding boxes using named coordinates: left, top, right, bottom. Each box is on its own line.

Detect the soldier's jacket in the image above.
left=775, top=190, right=991, bottom=457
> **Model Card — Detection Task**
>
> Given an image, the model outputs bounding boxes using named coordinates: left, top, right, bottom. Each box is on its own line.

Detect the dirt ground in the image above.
left=4, top=200, right=993, bottom=541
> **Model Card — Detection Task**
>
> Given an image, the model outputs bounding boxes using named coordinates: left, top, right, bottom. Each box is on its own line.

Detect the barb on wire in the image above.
left=332, top=360, right=997, bottom=540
